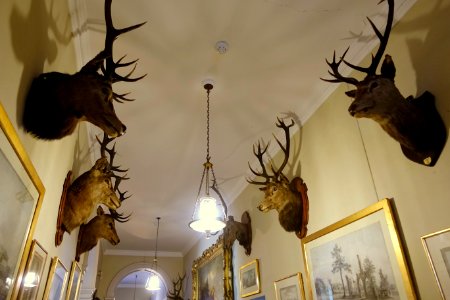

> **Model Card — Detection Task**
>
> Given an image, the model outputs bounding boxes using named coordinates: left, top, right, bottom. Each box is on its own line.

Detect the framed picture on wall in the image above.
left=42, top=257, right=68, bottom=300
left=191, top=235, right=233, bottom=300
left=422, top=227, right=450, bottom=299
left=274, top=272, right=305, bottom=300
left=0, top=103, right=46, bottom=299
left=302, top=198, right=416, bottom=300
left=239, top=259, right=261, bottom=297
left=17, top=240, right=48, bottom=300
left=65, top=261, right=82, bottom=300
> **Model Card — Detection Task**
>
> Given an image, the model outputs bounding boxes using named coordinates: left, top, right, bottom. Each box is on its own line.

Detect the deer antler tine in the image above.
left=113, top=92, right=134, bottom=103
left=322, top=48, right=359, bottom=85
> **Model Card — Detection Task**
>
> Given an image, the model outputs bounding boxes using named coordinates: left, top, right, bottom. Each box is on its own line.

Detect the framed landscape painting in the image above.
left=239, top=259, right=260, bottom=297
left=302, top=198, right=416, bottom=300
left=65, top=261, right=82, bottom=300
left=192, top=235, right=233, bottom=300
left=422, top=227, right=450, bottom=299
left=274, top=273, right=305, bottom=300
left=42, top=257, right=68, bottom=300
left=17, top=240, right=48, bottom=300
left=0, top=103, right=45, bottom=299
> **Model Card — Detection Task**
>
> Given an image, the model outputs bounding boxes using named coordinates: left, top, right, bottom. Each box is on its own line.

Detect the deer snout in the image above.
left=110, top=236, right=120, bottom=245
left=119, top=124, right=127, bottom=135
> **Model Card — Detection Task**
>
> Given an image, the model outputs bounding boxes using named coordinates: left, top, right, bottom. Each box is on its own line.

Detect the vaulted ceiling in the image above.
left=74, top=0, right=415, bottom=256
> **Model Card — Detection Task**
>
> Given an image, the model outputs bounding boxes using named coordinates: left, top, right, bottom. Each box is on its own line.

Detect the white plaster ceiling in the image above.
left=73, top=0, right=415, bottom=256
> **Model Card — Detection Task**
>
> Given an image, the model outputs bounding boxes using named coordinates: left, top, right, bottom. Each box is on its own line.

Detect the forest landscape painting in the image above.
left=302, top=199, right=416, bottom=300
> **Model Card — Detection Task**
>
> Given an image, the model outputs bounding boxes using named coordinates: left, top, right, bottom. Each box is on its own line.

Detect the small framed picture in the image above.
left=18, top=240, right=48, bottom=300
left=42, top=257, right=68, bottom=300
left=239, top=259, right=261, bottom=297
left=274, top=273, right=305, bottom=300
left=65, top=261, right=82, bottom=300
left=422, top=227, right=450, bottom=299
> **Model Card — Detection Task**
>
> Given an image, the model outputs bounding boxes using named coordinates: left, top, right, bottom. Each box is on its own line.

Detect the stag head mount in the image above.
left=55, top=133, right=130, bottom=246
left=322, top=0, right=446, bottom=166
left=23, top=0, right=146, bottom=140
left=247, top=118, right=309, bottom=239
left=223, top=211, right=252, bottom=256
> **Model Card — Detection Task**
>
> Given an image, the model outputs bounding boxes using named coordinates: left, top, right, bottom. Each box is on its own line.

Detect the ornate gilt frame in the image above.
left=301, top=198, right=416, bottom=299
left=0, top=103, right=45, bottom=299
left=192, top=235, right=233, bottom=300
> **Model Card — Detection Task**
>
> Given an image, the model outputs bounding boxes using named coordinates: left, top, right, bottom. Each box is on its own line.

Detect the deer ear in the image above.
left=380, top=54, right=396, bottom=80
left=345, top=90, right=356, bottom=98
left=97, top=206, right=105, bottom=215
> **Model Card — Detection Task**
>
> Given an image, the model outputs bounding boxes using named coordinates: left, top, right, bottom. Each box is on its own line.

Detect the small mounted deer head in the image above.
left=75, top=206, right=123, bottom=262
left=322, top=0, right=446, bottom=166
left=167, top=273, right=186, bottom=300
left=223, top=211, right=252, bottom=256
left=55, top=133, right=130, bottom=246
left=247, top=118, right=309, bottom=239
left=23, top=0, right=146, bottom=139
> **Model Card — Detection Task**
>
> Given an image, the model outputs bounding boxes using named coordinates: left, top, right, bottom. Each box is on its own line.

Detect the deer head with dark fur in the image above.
left=223, top=211, right=252, bottom=256
left=55, top=133, right=130, bottom=246
left=322, top=0, right=446, bottom=166
left=247, top=118, right=309, bottom=239
left=23, top=0, right=146, bottom=139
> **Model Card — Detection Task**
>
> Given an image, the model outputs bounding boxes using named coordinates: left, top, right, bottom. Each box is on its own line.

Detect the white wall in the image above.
left=184, top=0, right=450, bottom=299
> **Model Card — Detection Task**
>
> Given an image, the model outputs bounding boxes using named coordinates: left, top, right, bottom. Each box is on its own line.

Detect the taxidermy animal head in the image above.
left=75, top=206, right=121, bottom=261
left=247, top=118, right=309, bottom=239
left=223, top=211, right=252, bottom=256
left=167, top=273, right=186, bottom=300
left=23, top=0, right=146, bottom=139
left=322, top=0, right=446, bottom=166
left=55, top=133, right=130, bottom=246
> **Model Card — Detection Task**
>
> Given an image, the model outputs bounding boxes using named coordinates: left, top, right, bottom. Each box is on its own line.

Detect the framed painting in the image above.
left=239, top=259, right=260, bottom=297
left=274, top=273, right=305, bottom=300
left=17, top=240, right=48, bottom=300
left=422, top=227, right=450, bottom=299
left=65, top=261, right=82, bottom=300
left=42, top=257, right=68, bottom=300
left=0, top=103, right=45, bottom=299
left=252, top=296, right=265, bottom=300
left=302, top=198, right=416, bottom=300
left=192, top=235, right=233, bottom=300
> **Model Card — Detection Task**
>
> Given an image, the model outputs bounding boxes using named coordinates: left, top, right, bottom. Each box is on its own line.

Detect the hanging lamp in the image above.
left=145, top=217, right=161, bottom=291
left=189, top=82, right=228, bottom=238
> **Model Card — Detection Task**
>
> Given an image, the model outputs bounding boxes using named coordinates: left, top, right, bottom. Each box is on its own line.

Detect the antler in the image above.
left=247, top=118, right=294, bottom=185
left=322, top=0, right=394, bottom=83
left=102, top=0, right=147, bottom=101
left=167, top=273, right=186, bottom=300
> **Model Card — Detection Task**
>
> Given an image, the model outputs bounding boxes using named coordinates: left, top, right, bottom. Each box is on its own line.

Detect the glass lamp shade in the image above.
left=145, top=273, right=160, bottom=291
left=189, top=196, right=226, bottom=237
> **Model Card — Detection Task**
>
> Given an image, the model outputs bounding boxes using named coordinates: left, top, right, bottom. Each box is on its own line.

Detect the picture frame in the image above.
left=18, top=240, right=48, bottom=300
left=301, top=198, right=416, bottom=299
left=0, top=103, right=45, bottom=299
left=421, top=227, right=450, bottom=299
left=239, top=259, right=261, bottom=297
left=42, top=257, right=69, bottom=300
left=274, top=272, right=305, bottom=300
left=192, top=235, right=233, bottom=300
left=252, top=296, right=265, bottom=300
left=65, top=261, right=82, bottom=300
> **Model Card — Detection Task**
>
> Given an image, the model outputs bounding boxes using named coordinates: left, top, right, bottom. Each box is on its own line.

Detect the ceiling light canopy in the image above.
left=189, top=82, right=228, bottom=238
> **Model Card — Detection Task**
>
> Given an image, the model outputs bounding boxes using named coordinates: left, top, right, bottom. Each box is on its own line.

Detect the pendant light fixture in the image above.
left=189, top=82, right=228, bottom=238
left=145, top=217, right=161, bottom=291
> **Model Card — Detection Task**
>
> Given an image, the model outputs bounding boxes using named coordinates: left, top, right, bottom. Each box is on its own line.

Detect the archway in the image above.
left=106, top=262, right=170, bottom=300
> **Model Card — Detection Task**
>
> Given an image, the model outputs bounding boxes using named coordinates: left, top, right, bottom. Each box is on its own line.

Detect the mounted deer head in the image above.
left=23, top=0, right=146, bottom=140
left=223, top=211, right=252, bottom=256
left=167, top=273, right=186, bottom=300
left=75, top=206, right=123, bottom=262
left=247, top=118, right=309, bottom=239
left=322, top=0, right=446, bottom=166
left=55, top=133, right=130, bottom=246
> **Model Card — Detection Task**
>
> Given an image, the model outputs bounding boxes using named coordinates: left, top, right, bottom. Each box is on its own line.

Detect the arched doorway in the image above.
left=106, top=263, right=169, bottom=300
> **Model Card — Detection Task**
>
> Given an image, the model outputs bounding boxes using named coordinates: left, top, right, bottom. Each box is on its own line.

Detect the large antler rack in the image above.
left=102, top=0, right=147, bottom=102
left=97, top=133, right=131, bottom=222
left=247, top=117, right=294, bottom=185
left=322, top=0, right=395, bottom=84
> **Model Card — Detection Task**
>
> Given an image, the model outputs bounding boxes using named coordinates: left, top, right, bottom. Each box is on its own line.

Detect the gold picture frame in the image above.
left=0, top=103, right=45, bottom=299
left=192, top=235, right=233, bottom=300
left=421, top=227, right=450, bottom=299
left=239, top=259, right=260, bottom=297
left=302, top=198, right=416, bottom=299
left=42, top=257, right=69, bottom=300
left=65, top=261, right=82, bottom=300
left=17, top=240, right=48, bottom=300
left=274, top=273, right=305, bottom=300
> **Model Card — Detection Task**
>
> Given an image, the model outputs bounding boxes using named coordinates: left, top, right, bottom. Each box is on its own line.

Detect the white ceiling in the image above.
left=73, top=0, right=415, bottom=256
